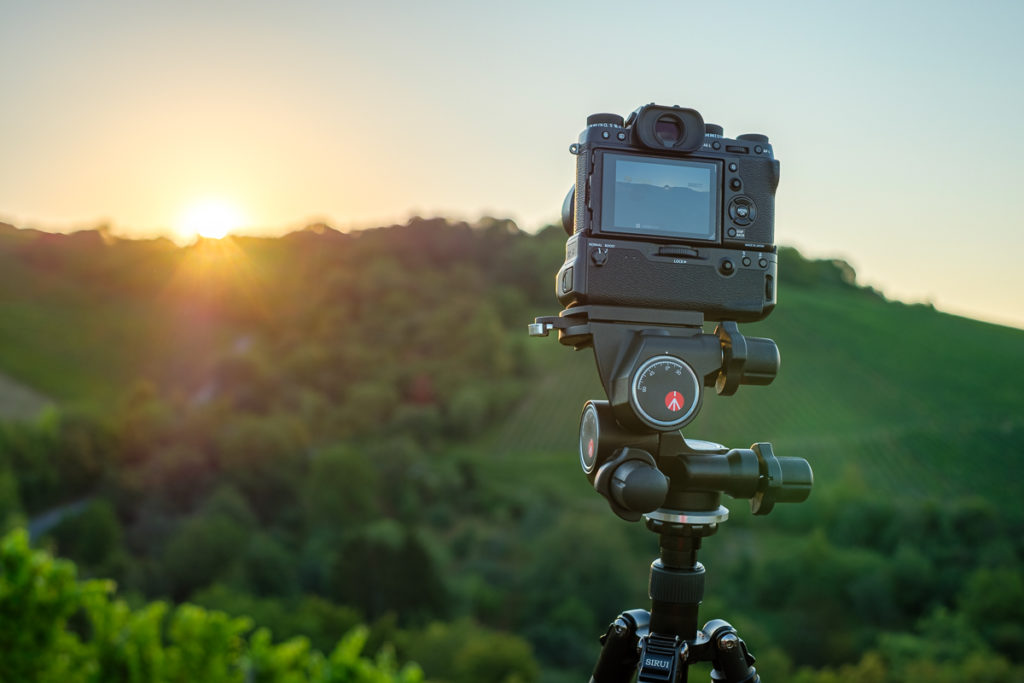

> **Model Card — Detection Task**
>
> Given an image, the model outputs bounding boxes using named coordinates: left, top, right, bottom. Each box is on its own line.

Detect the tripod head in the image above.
left=530, top=304, right=812, bottom=525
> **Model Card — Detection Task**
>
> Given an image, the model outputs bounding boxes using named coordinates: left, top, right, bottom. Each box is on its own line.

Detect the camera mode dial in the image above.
left=587, top=113, right=625, bottom=127
left=630, top=355, right=701, bottom=431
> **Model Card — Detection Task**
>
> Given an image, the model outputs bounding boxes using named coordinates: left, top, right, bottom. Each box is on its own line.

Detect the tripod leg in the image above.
left=590, top=610, right=649, bottom=683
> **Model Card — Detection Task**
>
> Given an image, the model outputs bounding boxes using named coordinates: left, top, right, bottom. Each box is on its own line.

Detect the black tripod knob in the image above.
left=594, top=447, right=669, bottom=521
left=610, top=458, right=669, bottom=514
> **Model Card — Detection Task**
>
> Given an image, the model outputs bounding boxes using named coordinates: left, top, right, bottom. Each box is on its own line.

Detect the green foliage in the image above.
left=161, top=511, right=249, bottom=600
left=0, top=529, right=112, bottom=682
left=396, top=619, right=539, bottom=683
left=0, top=528, right=423, bottom=682
left=48, top=498, right=123, bottom=570
left=327, top=521, right=448, bottom=622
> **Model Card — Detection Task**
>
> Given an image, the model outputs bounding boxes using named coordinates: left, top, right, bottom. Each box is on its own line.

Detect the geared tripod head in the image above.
left=530, top=304, right=810, bottom=524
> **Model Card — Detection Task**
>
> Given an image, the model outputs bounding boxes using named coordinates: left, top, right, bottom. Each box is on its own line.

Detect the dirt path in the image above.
left=0, top=372, right=53, bottom=420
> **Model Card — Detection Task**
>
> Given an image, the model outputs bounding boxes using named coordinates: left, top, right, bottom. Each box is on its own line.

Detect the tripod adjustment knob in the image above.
left=750, top=443, right=814, bottom=515
left=610, top=458, right=669, bottom=514
left=593, top=447, right=669, bottom=521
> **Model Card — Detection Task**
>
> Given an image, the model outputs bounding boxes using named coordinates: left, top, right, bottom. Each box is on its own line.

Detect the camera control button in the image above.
left=758, top=258, right=768, bottom=268
left=742, top=257, right=752, bottom=267
left=718, top=258, right=735, bottom=276
left=727, top=228, right=737, bottom=237
left=728, top=197, right=756, bottom=226
left=728, top=162, right=738, bottom=172
left=730, top=179, right=742, bottom=191
left=591, top=248, right=609, bottom=266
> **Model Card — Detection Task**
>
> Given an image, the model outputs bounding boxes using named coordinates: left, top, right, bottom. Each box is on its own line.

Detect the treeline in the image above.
left=0, top=219, right=1021, bottom=681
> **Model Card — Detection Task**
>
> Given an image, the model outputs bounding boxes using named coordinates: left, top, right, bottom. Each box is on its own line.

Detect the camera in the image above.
left=557, top=103, right=780, bottom=322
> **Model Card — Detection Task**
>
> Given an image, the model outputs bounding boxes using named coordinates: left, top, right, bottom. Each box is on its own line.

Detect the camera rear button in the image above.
left=742, top=257, right=752, bottom=267
left=758, top=258, right=768, bottom=268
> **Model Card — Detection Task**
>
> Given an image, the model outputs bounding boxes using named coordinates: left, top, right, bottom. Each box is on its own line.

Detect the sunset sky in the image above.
left=2, top=1, right=1022, bottom=328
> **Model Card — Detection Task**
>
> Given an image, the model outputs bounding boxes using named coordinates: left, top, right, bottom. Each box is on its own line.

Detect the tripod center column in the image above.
left=647, top=534, right=706, bottom=639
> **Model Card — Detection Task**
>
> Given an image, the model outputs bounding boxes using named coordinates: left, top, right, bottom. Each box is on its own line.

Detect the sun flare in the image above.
left=177, top=199, right=246, bottom=241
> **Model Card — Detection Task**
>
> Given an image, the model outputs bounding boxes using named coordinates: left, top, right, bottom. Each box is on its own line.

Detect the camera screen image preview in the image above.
left=601, top=154, right=717, bottom=241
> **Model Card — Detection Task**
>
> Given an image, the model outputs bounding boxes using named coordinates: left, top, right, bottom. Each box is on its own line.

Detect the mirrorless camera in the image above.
left=558, top=103, right=780, bottom=322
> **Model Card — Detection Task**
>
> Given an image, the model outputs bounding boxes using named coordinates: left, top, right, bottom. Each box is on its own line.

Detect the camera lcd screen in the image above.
left=600, top=153, right=718, bottom=241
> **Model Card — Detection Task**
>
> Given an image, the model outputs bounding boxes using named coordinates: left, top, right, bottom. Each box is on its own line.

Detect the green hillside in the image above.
left=0, top=221, right=1022, bottom=681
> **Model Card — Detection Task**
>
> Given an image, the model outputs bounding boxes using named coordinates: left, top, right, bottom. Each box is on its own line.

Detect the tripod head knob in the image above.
left=749, top=443, right=813, bottom=515
left=593, top=447, right=669, bottom=521
left=610, top=457, right=670, bottom=515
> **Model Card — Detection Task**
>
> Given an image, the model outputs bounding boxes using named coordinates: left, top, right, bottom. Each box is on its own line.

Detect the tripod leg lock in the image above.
left=702, top=619, right=759, bottom=683
left=590, top=609, right=650, bottom=683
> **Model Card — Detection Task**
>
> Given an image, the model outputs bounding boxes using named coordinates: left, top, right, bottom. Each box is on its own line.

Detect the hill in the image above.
left=0, top=220, right=1021, bottom=681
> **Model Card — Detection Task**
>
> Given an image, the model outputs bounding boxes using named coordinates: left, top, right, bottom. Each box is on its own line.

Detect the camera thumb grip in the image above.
left=610, top=459, right=669, bottom=514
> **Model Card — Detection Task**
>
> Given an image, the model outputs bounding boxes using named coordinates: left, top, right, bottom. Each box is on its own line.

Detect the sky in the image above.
left=1, top=0, right=1023, bottom=328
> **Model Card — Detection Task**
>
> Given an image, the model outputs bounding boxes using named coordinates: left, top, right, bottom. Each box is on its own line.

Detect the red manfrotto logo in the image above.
left=664, top=391, right=685, bottom=412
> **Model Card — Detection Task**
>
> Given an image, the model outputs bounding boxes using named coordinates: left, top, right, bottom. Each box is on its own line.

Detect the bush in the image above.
left=0, top=528, right=424, bottom=682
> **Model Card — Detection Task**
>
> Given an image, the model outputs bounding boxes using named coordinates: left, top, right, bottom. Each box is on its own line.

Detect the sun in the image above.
left=177, top=199, right=246, bottom=241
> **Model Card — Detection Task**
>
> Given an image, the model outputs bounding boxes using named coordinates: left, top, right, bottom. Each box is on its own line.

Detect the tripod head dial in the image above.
left=580, top=402, right=601, bottom=474
left=579, top=401, right=659, bottom=478
left=630, top=355, right=702, bottom=431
